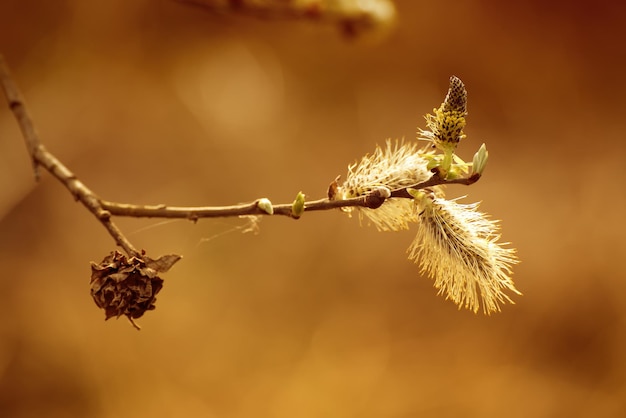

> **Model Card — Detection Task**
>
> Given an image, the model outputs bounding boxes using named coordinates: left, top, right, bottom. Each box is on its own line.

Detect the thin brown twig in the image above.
left=0, top=55, right=140, bottom=257
left=100, top=195, right=380, bottom=220
left=1, top=54, right=479, bottom=255
left=99, top=172, right=480, bottom=220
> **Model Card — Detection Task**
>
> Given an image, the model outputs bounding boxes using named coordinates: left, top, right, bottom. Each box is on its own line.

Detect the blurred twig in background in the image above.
left=176, top=0, right=397, bottom=37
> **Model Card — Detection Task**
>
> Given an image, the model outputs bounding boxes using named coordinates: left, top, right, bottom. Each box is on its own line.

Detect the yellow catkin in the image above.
left=337, top=139, right=431, bottom=231
left=337, top=76, right=519, bottom=314
left=419, top=75, right=468, bottom=153
left=408, top=191, right=520, bottom=314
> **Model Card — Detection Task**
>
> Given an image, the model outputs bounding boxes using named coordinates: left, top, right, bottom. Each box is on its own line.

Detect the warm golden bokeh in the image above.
left=1, top=1, right=625, bottom=416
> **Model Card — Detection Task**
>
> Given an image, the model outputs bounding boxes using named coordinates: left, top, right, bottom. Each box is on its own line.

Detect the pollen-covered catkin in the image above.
left=337, top=75, right=519, bottom=313
left=408, top=190, right=520, bottom=314
left=336, top=139, right=431, bottom=231
left=418, top=75, right=468, bottom=153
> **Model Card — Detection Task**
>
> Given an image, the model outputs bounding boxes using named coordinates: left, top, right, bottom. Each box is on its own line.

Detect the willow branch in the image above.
left=99, top=172, right=480, bottom=220
left=1, top=54, right=479, bottom=255
left=100, top=195, right=383, bottom=220
left=175, top=0, right=397, bottom=37
left=0, top=55, right=140, bottom=257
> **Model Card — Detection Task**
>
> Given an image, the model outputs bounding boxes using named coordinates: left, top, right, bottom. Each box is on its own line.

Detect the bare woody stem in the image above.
left=0, top=55, right=140, bottom=257
left=1, top=54, right=479, bottom=255
left=99, top=173, right=479, bottom=220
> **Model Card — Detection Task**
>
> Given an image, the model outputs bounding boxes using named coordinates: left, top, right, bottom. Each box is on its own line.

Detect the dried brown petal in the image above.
left=328, top=175, right=341, bottom=200
left=90, top=251, right=181, bottom=329
left=145, top=254, right=182, bottom=273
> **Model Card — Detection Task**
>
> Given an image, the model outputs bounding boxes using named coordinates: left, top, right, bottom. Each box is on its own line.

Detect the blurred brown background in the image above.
left=1, top=0, right=625, bottom=417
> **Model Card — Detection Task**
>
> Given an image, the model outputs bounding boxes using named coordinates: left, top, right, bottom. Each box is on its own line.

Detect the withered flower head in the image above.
left=90, top=251, right=181, bottom=329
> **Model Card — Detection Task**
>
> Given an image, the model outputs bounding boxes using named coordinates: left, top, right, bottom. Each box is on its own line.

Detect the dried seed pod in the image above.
left=90, top=251, right=181, bottom=329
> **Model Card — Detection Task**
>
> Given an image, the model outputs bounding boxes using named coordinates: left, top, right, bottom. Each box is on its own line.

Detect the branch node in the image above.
left=364, top=186, right=391, bottom=209
left=468, top=173, right=481, bottom=184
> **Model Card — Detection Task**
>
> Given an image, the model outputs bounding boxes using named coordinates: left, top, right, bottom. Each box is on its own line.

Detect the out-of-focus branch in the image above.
left=176, top=0, right=397, bottom=37
left=0, top=56, right=41, bottom=180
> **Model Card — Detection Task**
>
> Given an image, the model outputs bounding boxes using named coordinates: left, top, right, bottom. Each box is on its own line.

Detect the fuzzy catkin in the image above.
left=337, top=139, right=431, bottom=231
left=408, top=191, right=520, bottom=314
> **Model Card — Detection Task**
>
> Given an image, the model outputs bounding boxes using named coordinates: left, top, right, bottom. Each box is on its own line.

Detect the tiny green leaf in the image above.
left=471, top=143, right=488, bottom=176
left=407, top=188, right=426, bottom=201
left=291, top=192, right=305, bottom=219
left=426, top=155, right=441, bottom=171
